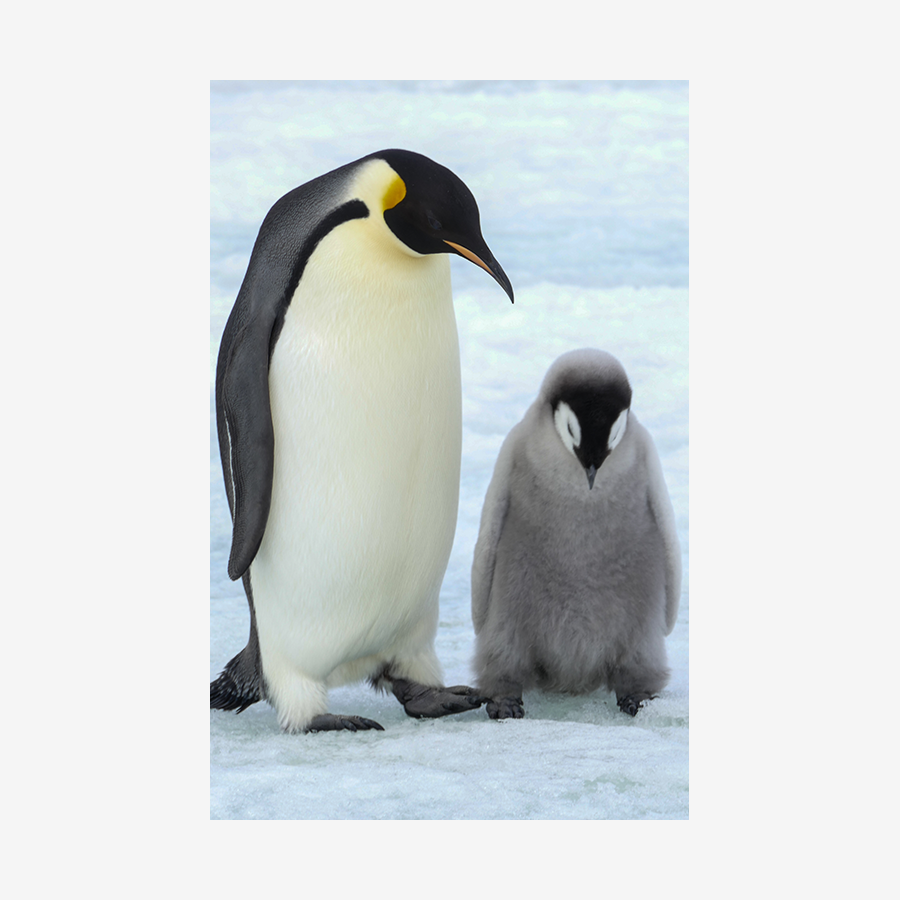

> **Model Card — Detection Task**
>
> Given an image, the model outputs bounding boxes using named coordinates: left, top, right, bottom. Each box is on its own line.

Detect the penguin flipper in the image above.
left=215, top=187, right=371, bottom=582
left=471, top=428, right=517, bottom=633
left=641, top=427, right=682, bottom=634
left=218, top=315, right=277, bottom=581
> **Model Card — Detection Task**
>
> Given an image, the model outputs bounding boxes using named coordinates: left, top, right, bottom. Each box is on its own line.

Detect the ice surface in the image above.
left=210, top=80, right=688, bottom=819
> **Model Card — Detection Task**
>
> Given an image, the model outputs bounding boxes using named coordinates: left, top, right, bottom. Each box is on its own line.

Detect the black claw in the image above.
left=486, top=696, right=524, bottom=720
left=617, top=693, right=657, bottom=717
left=444, top=686, right=489, bottom=707
left=389, top=678, right=488, bottom=719
left=305, top=714, right=385, bottom=733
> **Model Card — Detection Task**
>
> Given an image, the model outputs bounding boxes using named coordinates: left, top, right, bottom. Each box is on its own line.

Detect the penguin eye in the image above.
left=426, top=212, right=442, bottom=231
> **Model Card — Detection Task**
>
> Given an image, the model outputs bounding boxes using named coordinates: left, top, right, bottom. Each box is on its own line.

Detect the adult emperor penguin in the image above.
left=471, top=349, right=681, bottom=719
left=210, top=149, right=514, bottom=733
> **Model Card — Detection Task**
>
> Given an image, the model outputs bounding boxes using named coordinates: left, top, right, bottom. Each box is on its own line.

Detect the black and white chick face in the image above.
left=552, top=385, right=631, bottom=489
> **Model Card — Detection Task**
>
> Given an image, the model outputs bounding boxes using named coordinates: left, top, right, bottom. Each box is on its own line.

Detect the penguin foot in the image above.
left=389, top=678, right=487, bottom=719
left=305, top=714, right=385, bottom=733
left=616, top=693, right=657, bottom=717
left=486, top=696, right=524, bottom=720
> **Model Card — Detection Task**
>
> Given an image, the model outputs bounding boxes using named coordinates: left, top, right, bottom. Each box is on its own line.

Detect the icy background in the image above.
left=209, top=80, right=688, bottom=819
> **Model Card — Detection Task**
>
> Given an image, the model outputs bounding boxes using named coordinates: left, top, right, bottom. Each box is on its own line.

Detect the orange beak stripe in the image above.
left=443, top=240, right=493, bottom=276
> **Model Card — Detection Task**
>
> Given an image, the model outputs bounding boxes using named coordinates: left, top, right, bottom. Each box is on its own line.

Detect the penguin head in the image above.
left=543, top=349, right=632, bottom=490
left=370, top=149, right=514, bottom=303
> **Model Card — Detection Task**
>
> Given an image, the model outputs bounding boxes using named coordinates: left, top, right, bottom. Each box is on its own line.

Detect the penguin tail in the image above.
left=210, top=649, right=262, bottom=712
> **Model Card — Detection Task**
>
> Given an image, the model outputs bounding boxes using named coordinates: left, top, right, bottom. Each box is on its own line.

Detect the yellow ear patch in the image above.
left=382, top=175, right=406, bottom=211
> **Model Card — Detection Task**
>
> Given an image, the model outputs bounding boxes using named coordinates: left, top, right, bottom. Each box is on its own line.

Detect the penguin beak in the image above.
left=444, top=239, right=515, bottom=303
left=585, top=464, right=597, bottom=490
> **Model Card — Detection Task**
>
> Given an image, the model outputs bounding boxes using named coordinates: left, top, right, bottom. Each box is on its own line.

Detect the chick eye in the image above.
left=426, top=212, right=442, bottom=231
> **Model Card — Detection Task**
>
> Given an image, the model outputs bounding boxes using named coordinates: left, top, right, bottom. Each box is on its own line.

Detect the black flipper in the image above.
left=214, top=174, right=369, bottom=582
left=218, top=315, right=276, bottom=580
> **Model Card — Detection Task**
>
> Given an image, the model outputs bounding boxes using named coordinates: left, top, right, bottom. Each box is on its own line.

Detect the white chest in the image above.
left=250, top=221, right=463, bottom=663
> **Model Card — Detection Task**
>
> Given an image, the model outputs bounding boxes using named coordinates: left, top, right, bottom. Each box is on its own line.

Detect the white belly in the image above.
left=249, top=221, right=462, bottom=684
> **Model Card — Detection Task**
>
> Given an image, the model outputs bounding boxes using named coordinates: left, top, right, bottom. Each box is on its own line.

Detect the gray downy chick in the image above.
left=471, top=348, right=681, bottom=719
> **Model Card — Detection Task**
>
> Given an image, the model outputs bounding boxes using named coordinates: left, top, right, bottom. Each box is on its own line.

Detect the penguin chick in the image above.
left=471, top=349, right=681, bottom=719
left=210, top=149, right=513, bottom=733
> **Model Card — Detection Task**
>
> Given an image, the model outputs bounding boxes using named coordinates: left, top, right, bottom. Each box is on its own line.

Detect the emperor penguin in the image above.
left=210, top=149, right=514, bottom=733
left=471, top=349, right=681, bottom=719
